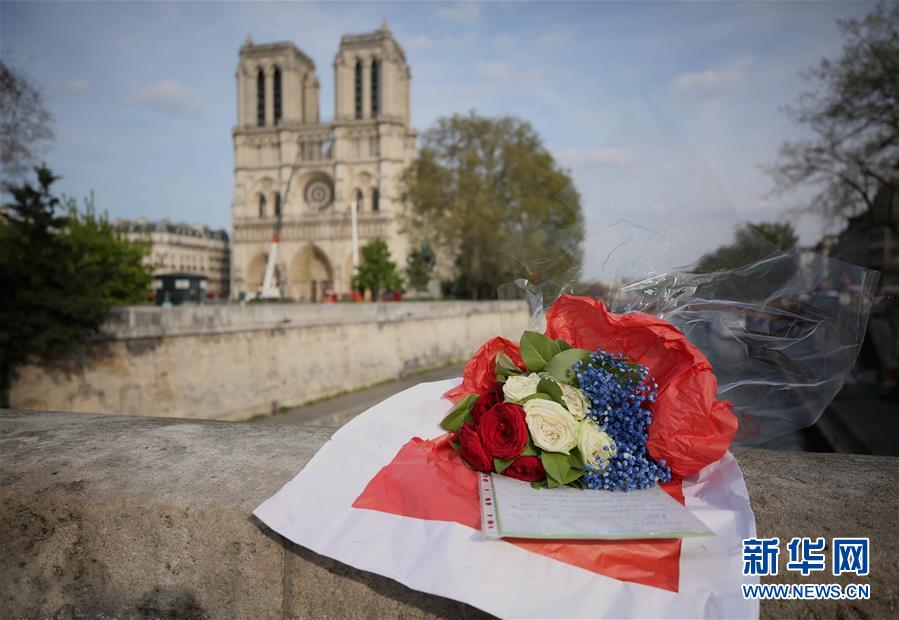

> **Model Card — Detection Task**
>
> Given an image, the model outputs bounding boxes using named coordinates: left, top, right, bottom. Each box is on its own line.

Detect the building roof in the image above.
left=240, top=40, right=316, bottom=69
left=115, top=218, right=229, bottom=241
left=338, top=23, right=407, bottom=63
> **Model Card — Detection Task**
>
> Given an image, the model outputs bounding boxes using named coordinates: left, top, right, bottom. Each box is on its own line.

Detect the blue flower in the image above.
left=574, top=350, right=671, bottom=492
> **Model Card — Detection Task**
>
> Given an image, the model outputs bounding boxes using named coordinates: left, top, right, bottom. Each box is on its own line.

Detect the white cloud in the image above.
left=406, top=35, right=435, bottom=50
left=750, top=198, right=784, bottom=212
left=54, top=79, right=91, bottom=94
left=674, top=69, right=744, bottom=94
left=475, top=60, right=547, bottom=86
left=439, top=2, right=481, bottom=23
left=538, top=31, right=567, bottom=46
left=556, top=148, right=641, bottom=167
left=476, top=60, right=510, bottom=80
left=127, top=80, right=203, bottom=118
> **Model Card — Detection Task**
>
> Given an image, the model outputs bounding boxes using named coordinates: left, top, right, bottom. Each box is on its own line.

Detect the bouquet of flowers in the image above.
left=442, top=294, right=738, bottom=489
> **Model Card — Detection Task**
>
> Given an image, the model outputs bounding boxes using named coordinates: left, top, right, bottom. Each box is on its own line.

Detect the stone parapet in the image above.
left=97, top=300, right=527, bottom=339
left=2, top=410, right=896, bottom=619
left=9, top=301, right=529, bottom=421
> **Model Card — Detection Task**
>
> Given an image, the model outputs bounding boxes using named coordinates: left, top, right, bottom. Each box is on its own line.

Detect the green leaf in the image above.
left=495, top=351, right=522, bottom=376
left=531, top=479, right=548, bottom=490
left=439, top=394, right=477, bottom=432
left=546, top=477, right=561, bottom=489
left=568, top=479, right=586, bottom=490
left=544, top=348, right=591, bottom=384
left=520, top=331, right=561, bottom=372
left=555, top=339, right=572, bottom=351
left=522, top=437, right=539, bottom=456
left=568, top=448, right=583, bottom=468
left=449, top=440, right=461, bottom=452
left=561, top=466, right=585, bottom=485
left=519, top=392, right=553, bottom=404
left=493, top=457, right=514, bottom=474
left=540, top=451, right=571, bottom=484
left=536, top=377, right=564, bottom=405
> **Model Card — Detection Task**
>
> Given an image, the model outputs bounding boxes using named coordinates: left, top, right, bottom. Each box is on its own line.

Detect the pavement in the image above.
left=256, top=364, right=465, bottom=428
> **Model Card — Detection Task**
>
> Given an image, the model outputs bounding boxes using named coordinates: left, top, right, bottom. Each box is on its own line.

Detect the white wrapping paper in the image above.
left=254, top=379, right=759, bottom=618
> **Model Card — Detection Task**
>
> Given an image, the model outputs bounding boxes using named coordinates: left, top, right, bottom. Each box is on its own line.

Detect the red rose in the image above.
left=502, top=456, right=546, bottom=482
left=471, top=382, right=504, bottom=424
left=458, top=423, right=494, bottom=472
left=477, top=403, right=528, bottom=460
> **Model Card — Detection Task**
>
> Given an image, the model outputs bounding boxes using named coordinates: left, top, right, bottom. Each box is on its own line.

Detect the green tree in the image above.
left=352, top=238, right=404, bottom=300
left=406, top=239, right=436, bottom=293
left=0, top=166, right=152, bottom=405
left=768, top=1, right=899, bottom=221
left=65, top=194, right=152, bottom=306
left=695, top=221, right=799, bottom=273
left=1, top=59, right=54, bottom=178
left=401, top=112, right=584, bottom=299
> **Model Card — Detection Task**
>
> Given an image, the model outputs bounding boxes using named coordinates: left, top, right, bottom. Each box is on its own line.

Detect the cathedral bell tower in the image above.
left=235, top=38, right=320, bottom=128
left=333, top=20, right=411, bottom=126
left=230, top=25, right=416, bottom=302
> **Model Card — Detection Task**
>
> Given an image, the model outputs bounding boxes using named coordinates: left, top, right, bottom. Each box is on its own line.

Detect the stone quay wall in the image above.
left=9, top=301, right=530, bottom=421
left=2, top=410, right=896, bottom=619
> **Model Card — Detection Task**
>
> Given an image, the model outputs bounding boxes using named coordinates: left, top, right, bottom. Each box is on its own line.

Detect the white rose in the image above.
left=523, top=399, right=578, bottom=454
left=577, top=421, right=616, bottom=470
left=503, top=373, right=540, bottom=402
left=558, top=383, right=590, bottom=420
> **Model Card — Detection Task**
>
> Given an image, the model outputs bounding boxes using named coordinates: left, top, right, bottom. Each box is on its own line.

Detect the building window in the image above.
left=354, top=59, right=363, bottom=119
left=355, top=189, right=364, bottom=211
left=274, top=192, right=281, bottom=217
left=372, top=188, right=380, bottom=213
left=256, top=69, right=265, bottom=127
left=371, top=58, right=380, bottom=118
left=273, top=67, right=282, bottom=124
left=258, top=194, right=266, bottom=218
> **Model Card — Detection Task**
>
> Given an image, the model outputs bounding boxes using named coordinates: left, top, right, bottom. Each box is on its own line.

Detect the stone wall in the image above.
left=9, top=301, right=529, bottom=421
left=1, top=410, right=896, bottom=619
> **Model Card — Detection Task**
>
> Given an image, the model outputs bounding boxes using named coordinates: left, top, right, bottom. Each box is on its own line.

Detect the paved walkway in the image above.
left=257, top=364, right=465, bottom=428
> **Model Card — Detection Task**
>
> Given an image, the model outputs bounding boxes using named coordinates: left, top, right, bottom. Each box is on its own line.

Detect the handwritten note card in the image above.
left=478, top=473, right=713, bottom=540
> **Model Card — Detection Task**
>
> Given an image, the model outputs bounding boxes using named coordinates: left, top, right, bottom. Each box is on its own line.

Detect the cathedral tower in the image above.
left=230, top=25, right=416, bottom=301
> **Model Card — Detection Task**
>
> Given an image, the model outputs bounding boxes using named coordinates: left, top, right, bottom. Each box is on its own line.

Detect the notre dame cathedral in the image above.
left=230, top=23, right=416, bottom=300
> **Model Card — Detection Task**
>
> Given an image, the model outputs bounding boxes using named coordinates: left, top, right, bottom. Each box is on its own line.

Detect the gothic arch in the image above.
left=255, top=192, right=266, bottom=218
left=245, top=252, right=269, bottom=294
left=256, top=67, right=266, bottom=127
left=273, top=66, right=282, bottom=124
left=288, top=243, right=333, bottom=301
left=352, top=171, right=374, bottom=189
left=268, top=191, right=282, bottom=217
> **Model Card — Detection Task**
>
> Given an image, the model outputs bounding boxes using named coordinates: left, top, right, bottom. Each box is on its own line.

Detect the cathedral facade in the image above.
left=230, top=24, right=416, bottom=300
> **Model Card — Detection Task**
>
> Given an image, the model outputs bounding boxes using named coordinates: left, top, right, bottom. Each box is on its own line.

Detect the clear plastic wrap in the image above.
left=612, top=253, right=878, bottom=444
left=498, top=99, right=879, bottom=445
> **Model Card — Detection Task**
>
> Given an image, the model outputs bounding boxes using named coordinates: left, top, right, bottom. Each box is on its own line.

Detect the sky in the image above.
left=1, top=0, right=875, bottom=281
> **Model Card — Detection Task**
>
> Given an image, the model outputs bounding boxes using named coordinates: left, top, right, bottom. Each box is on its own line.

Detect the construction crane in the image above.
left=258, top=135, right=303, bottom=300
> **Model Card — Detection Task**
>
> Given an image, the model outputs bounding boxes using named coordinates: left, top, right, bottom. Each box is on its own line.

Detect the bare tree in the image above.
left=0, top=59, right=54, bottom=180
left=768, top=1, right=899, bottom=222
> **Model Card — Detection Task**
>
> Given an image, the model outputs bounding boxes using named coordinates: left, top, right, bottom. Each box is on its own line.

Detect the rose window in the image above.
left=304, top=176, right=334, bottom=211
